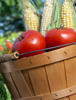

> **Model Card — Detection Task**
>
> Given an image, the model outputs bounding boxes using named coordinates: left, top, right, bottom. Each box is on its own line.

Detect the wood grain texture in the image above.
left=12, top=85, right=76, bottom=100
left=1, top=45, right=76, bottom=100
left=2, top=73, right=20, bottom=98
left=45, top=61, right=69, bottom=100
left=22, top=70, right=35, bottom=96
left=28, top=66, right=50, bottom=95
left=1, top=45, right=76, bottom=73
left=0, top=52, right=19, bottom=62
left=64, top=57, right=76, bottom=100
left=10, top=71, right=32, bottom=97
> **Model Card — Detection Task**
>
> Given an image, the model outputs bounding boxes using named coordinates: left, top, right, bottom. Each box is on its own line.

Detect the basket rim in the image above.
left=0, top=44, right=76, bottom=73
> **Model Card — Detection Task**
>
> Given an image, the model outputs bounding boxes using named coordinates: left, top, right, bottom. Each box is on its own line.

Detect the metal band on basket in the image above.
left=12, top=85, right=76, bottom=100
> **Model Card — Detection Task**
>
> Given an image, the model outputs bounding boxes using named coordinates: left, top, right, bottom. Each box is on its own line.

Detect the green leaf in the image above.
left=5, top=0, right=10, bottom=6
left=47, top=22, right=55, bottom=31
left=0, top=74, right=7, bottom=100
left=0, top=1, right=1, bottom=14
left=11, top=0, right=15, bottom=6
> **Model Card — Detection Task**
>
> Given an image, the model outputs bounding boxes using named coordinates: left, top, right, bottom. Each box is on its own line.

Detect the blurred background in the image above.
left=0, top=0, right=45, bottom=46
left=0, top=0, right=45, bottom=100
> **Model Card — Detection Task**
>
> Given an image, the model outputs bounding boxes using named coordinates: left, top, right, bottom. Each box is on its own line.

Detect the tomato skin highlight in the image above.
left=45, top=28, right=76, bottom=50
left=12, top=30, right=46, bottom=57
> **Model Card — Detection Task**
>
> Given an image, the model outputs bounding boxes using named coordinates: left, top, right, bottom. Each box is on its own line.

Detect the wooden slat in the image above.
left=12, top=85, right=76, bottom=100
left=10, top=71, right=32, bottom=98
left=2, top=73, right=20, bottom=98
left=45, top=61, right=69, bottom=100
left=28, top=66, right=50, bottom=95
left=0, top=45, right=76, bottom=73
left=22, top=70, right=35, bottom=96
left=64, top=57, right=76, bottom=100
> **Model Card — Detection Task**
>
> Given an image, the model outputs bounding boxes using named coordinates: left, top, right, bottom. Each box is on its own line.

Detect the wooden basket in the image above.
left=0, top=44, right=76, bottom=100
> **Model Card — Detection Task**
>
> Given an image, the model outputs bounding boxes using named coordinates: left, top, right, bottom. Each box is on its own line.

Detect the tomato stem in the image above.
left=19, top=35, right=25, bottom=41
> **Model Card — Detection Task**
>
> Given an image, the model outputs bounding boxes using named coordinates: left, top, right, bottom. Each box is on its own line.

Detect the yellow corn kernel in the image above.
left=24, top=7, right=39, bottom=31
left=61, top=0, right=74, bottom=28
left=40, top=0, right=54, bottom=36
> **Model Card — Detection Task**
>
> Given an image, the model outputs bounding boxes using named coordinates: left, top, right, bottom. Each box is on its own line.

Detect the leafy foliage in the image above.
left=0, top=31, right=23, bottom=46
left=0, top=0, right=44, bottom=36
left=0, top=0, right=25, bottom=35
left=0, top=74, right=9, bottom=100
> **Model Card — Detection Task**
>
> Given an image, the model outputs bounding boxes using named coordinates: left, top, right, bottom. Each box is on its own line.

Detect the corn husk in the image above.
left=20, top=0, right=41, bottom=31
left=47, top=0, right=64, bottom=31
left=72, top=0, right=76, bottom=30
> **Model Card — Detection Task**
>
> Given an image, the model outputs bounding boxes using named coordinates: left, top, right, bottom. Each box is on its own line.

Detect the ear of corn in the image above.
left=24, top=7, right=39, bottom=31
left=20, top=0, right=40, bottom=31
left=40, top=0, right=54, bottom=36
left=61, top=0, right=74, bottom=29
left=20, top=0, right=76, bottom=33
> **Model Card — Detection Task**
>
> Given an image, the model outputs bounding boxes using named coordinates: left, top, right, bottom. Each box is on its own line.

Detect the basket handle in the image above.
left=0, top=52, right=19, bottom=62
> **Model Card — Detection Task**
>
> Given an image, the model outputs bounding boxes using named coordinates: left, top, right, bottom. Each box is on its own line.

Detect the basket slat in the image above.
left=45, top=61, right=69, bottom=100
left=2, top=73, right=20, bottom=98
left=10, top=71, right=32, bottom=97
left=64, top=57, right=76, bottom=100
left=1, top=45, right=76, bottom=100
left=28, top=66, right=50, bottom=95
left=12, top=84, right=76, bottom=100
left=22, top=70, right=35, bottom=96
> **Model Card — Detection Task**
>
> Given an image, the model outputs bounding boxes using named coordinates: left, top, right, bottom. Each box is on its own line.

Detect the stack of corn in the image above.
left=40, top=0, right=76, bottom=36
left=20, top=0, right=76, bottom=36
left=61, top=0, right=74, bottom=29
left=20, top=0, right=40, bottom=31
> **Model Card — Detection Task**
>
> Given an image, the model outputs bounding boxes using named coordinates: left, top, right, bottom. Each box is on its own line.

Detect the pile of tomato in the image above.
left=0, top=28, right=76, bottom=58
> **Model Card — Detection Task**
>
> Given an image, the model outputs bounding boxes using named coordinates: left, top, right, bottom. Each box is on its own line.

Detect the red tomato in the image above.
left=12, top=30, right=46, bottom=57
left=45, top=28, right=76, bottom=50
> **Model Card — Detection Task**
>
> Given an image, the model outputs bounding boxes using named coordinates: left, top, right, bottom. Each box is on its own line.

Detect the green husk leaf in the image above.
left=20, top=0, right=40, bottom=14
left=0, top=74, right=7, bottom=100
left=47, top=0, right=64, bottom=31
left=73, top=11, right=76, bottom=30
left=48, top=23, right=55, bottom=31
left=72, top=1, right=76, bottom=30
left=19, top=0, right=41, bottom=31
